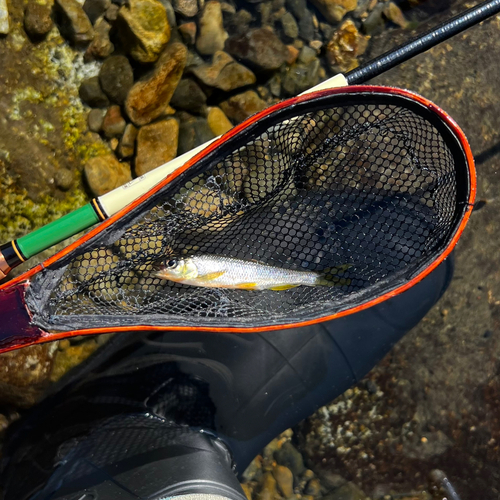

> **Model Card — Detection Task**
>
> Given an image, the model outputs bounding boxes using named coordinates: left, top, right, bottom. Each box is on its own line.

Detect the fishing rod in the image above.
left=0, top=0, right=498, bottom=279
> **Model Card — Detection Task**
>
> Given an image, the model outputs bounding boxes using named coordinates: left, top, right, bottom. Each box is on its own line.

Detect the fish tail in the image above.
left=315, top=264, right=352, bottom=287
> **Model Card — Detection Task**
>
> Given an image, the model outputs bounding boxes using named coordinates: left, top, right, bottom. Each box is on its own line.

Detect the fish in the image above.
left=153, top=254, right=350, bottom=291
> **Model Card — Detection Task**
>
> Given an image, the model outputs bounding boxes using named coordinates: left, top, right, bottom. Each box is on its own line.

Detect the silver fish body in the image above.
left=154, top=254, right=347, bottom=290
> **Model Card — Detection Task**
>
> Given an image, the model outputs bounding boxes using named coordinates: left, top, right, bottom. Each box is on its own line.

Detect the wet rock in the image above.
left=54, top=0, right=94, bottom=45
left=268, top=73, right=281, bottom=96
left=225, top=28, right=288, bottom=71
left=323, top=482, right=366, bottom=500
left=83, top=0, right=111, bottom=24
left=79, top=76, right=110, bottom=107
left=88, top=108, right=106, bottom=132
left=383, top=1, right=409, bottom=29
left=179, top=21, right=196, bottom=45
left=191, top=50, right=256, bottom=91
left=258, top=473, right=277, bottom=500
left=102, top=105, right=126, bottom=138
left=105, top=3, right=119, bottom=21
left=280, top=12, right=298, bottom=40
left=298, top=45, right=316, bottom=64
left=0, top=345, right=58, bottom=408
left=309, top=39, right=322, bottom=52
left=285, top=44, right=299, bottom=65
left=170, top=78, right=207, bottom=114
left=219, top=90, right=266, bottom=124
left=257, top=2, right=272, bottom=27
left=196, top=1, right=228, bottom=55
left=24, top=2, right=53, bottom=39
left=241, top=483, right=253, bottom=500
left=135, top=118, right=179, bottom=176
left=309, top=0, right=356, bottom=23
left=99, top=55, right=134, bottom=104
left=207, top=106, right=233, bottom=136
left=229, top=9, right=252, bottom=35
left=177, top=113, right=215, bottom=155
left=174, top=0, right=197, bottom=17
left=281, top=57, right=320, bottom=96
left=117, top=123, right=138, bottom=158
left=125, top=42, right=187, bottom=126
left=317, top=470, right=347, bottom=491
left=117, top=0, right=171, bottom=63
left=274, top=442, right=306, bottom=477
left=362, top=2, right=384, bottom=35
left=286, top=0, right=314, bottom=41
left=220, top=2, right=236, bottom=14
left=326, top=19, right=369, bottom=72
left=84, top=155, right=132, bottom=196
left=0, top=0, right=9, bottom=34
left=305, top=478, right=322, bottom=497
left=272, top=465, right=294, bottom=498
left=85, top=17, right=114, bottom=60
left=54, top=168, right=74, bottom=191
left=319, top=21, right=333, bottom=40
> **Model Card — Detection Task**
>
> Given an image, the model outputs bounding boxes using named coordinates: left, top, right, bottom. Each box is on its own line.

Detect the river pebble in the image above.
left=117, top=123, right=138, bottom=158
left=310, top=0, right=357, bottom=23
left=207, top=106, right=233, bottom=136
left=170, top=78, right=207, bottom=114
left=85, top=17, right=114, bottom=60
left=54, top=0, right=94, bottom=45
left=79, top=76, right=110, bottom=107
left=174, top=0, right=198, bottom=17
left=179, top=21, right=197, bottom=45
left=196, top=1, right=228, bottom=55
left=99, top=55, right=134, bottom=104
left=273, top=465, right=294, bottom=498
left=24, top=2, right=53, bottom=39
left=102, top=105, right=126, bottom=138
left=219, top=90, right=266, bottom=124
left=0, top=0, right=8, bottom=34
left=177, top=114, right=215, bottom=155
left=83, top=0, right=111, bottom=24
left=87, top=108, right=106, bottom=132
left=84, top=154, right=132, bottom=196
left=274, top=441, right=306, bottom=477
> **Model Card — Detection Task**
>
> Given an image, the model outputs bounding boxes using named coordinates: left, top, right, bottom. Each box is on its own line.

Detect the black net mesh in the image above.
left=27, top=91, right=470, bottom=332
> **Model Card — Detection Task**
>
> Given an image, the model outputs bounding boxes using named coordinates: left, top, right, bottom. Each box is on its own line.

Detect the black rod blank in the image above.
left=346, top=0, right=500, bottom=84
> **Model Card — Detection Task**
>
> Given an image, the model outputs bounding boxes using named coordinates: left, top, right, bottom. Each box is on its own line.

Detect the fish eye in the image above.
left=166, top=259, right=178, bottom=269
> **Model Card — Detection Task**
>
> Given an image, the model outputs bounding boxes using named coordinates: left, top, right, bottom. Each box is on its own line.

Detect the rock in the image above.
left=286, top=0, right=314, bottom=41
left=323, top=482, right=366, bottom=500
left=229, top=9, right=252, bottom=35
left=54, top=0, right=94, bottom=45
left=105, top=3, right=119, bottom=21
left=102, top=105, right=126, bottom=138
left=326, top=19, right=369, bottom=73
left=173, top=0, right=197, bottom=16
left=99, top=55, right=134, bottom=104
left=125, top=42, right=187, bottom=126
left=117, top=0, right=171, bottom=63
left=24, top=2, right=53, bottom=39
left=268, top=73, right=281, bottom=96
left=225, top=28, right=288, bottom=71
left=309, top=39, right=322, bottom=52
left=305, top=478, right=322, bottom=497
left=207, top=106, right=233, bottom=136
left=0, top=0, right=9, bottom=34
left=220, top=2, right=236, bottom=14
left=362, top=3, right=384, bottom=35
left=54, top=168, right=74, bottom=191
left=177, top=114, right=215, bottom=155
left=316, top=470, right=346, bottom=491
left=0, top=345, right=58, bottom=408
left=170, top=78, right=207, bottom=114
left=109, top=137, right=119, bottom=150
left=298, top=45, right=316, bottom=63
left=85, top=17, right=114, bottom=60
left=319, top=21, right=333, bottom=40
left=274, top=442, right=306, bottom=477
left=179, top=21, right=196, bottom=45
left=383, top=1, right=409, bottom=29
left=79, top=76, right=110, bottom=107
left=117, top=123, right=138, bottom=158
left=196, top=1, right=228, bottom=55
left=285, top=44, right=299, bottom=65
left=309, top=0, right=357, bottom=23
left=280, top=12, right=298, bottom=40
left=281, top=57, right=320, bottom=96
left=272, top=465, right=294, bottom=498
left=83, top=0, right=111, bottom=24
left=241, top=483, right=253, bottom=500
left=257, top=2, right=272, bottom=27
left=191, top=50, right=256, bottom=91
left=88, top=108, right=106, bottom=132
left=258, top=473, right=277, bottom=500
left=135, top=118, right=179, bottom=176
left=84, top=155, right=132, bottom=196
left=219, top=90, right=266, bottom=124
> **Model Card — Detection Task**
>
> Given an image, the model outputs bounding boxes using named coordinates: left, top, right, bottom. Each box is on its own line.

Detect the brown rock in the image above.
left=109, top=137, right=119, bottom=150
left=99, top=55, right=134, bottom=105
left=383, top=1, right=409, bottom=28
left=85, top=17, right=114, bottom=60
left=272, top=465, right=294, bottom=498
left=117, top=123, right=138, bottom=158
left=285, top=44, right=299, bottom=65
left=219, top=90, right=266, bottom=124
left=79, top=76, right=109, bottom=107
left=117, top=0, right=171, bottom=63
left=173, top=0, right=197, bottom=17
left=102, top=105, right=126, bottom=138
left=326, top=19, right=369, bottom=72
left=87, top=108, right=106, bottom=132
left=196, top=1, right=228, bottom=55
left=170, top=78, right=207, bottom=114
left=125, top=42, right=187, bottom=126
left=225, top=28, right=288, bottom=71
left=54, top=0, right=94, bottom=46
left=84, top=155, right=132, bottom=196
left=258, top=473, right=277, bottom=500
left=207, top=106, right=233, bottom=136
left=105, top=3, right=119, bottom=21
left=135, top=118, right=179, bottom=176
left=309, top=0, right=357, bottom=23
left=179, top=21, right=196, bottom=45
left=83, top=0, right=110, bottom=24
left=191, top=51, right=256, bottom=91
left=24, top=2, right=53, bottom=39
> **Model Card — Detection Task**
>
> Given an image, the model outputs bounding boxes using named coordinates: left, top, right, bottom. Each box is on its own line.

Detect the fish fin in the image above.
left=316, top=264, right=353, bottom=287
left=197, top=271, right=226, bottom=281
left=269, top=284, right=300, bottom=291
left=237, top=283, right=259, bottom=290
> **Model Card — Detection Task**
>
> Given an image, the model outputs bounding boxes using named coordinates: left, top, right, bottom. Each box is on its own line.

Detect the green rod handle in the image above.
left=16, top=204, right=100, bottom=259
